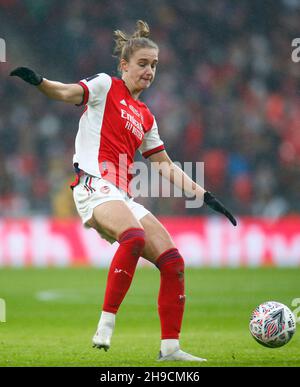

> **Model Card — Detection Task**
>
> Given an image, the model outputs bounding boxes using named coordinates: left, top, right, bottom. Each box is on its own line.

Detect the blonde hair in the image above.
left=113, top=20, right=158, bottom=72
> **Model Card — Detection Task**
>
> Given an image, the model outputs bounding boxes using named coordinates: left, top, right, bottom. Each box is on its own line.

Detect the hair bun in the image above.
left=132, top=20, right=150, bottom=39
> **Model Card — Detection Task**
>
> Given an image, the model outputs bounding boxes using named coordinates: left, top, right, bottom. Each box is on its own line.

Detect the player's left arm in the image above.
left=149, top=150, right=237, bottom=226
left=149, top=150, right=205, bottom=199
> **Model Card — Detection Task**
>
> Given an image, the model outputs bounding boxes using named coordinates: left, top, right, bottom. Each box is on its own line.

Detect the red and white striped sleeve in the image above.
left=77, top=73, right=112, bottom=106
left=138, top=117, right=165, bottom=158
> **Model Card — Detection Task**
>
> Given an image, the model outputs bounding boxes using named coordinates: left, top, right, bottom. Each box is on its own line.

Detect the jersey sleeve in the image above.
left=138, top=117, right=165, bottom=158
left=77, top=73, right=112, bottom=106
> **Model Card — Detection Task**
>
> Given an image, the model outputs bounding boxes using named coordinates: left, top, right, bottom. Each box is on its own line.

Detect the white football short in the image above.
left=72, top=173, right=150, bottom=243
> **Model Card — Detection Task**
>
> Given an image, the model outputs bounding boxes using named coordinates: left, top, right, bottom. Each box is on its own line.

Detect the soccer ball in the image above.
left=249, top=301, right=296, bottom=348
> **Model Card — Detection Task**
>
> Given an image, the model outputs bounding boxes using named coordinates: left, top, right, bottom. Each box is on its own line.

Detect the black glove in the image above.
left=204, top=191, right=237, bottom=226
left=10, top=67, right=43, bottom=86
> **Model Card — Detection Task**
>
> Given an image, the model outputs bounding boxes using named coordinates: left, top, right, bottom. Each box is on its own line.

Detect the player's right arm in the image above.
left=37, top=79, right=83, bottom=105
left=10, top=67, right=84, bottom=105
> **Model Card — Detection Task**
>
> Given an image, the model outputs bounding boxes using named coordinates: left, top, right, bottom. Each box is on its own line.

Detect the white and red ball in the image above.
left=249, top=301, right=296, bottom=348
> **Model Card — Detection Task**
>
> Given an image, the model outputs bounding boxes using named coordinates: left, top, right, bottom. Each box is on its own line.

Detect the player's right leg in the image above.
left=87, top=200, right=145, bottom=351
left=72, top=175, right=145, bottom=351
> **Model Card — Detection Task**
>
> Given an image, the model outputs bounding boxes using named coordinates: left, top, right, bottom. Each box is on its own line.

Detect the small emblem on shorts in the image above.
left=100, top=185, right=110, bottom=194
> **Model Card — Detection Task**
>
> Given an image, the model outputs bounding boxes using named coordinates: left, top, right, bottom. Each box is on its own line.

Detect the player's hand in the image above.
left=10, top=67, right=43, bottom=86
left=204, top=191, right=237, bottom=226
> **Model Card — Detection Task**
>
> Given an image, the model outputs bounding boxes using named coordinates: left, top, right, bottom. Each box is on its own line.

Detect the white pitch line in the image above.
left=35, top=289, right=87, bottom=304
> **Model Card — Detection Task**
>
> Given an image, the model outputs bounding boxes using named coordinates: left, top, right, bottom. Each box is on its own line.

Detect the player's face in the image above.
left=121, top=48, right=159, bottom=92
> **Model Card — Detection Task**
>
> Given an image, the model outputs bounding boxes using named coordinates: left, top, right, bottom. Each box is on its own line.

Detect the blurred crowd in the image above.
left=1, top=0, right=300, bottom=218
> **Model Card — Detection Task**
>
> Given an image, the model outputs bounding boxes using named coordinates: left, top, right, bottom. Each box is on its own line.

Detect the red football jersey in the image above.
left=73, top=73, right=164, bottom=193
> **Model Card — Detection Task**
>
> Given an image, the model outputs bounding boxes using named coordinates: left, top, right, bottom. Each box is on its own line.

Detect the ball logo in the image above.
left=264, top=309, right=284, bottom=338
left=100, top=185, right=110, bottom=194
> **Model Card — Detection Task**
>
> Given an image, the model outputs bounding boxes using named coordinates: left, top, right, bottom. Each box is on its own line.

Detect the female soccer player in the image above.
left=10, top=20, right=236, bottom=362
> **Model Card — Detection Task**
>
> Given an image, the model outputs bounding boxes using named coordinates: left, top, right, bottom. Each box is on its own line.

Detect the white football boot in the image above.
left=157, top=349, right=207, bottom=362
left=92, top=311, right=115, bottom=351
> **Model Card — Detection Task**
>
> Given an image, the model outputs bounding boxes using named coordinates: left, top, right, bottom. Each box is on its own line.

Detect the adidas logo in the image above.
left=114, top=268, right=132, bottom=277
left=120, top=99, right=127, bottom=106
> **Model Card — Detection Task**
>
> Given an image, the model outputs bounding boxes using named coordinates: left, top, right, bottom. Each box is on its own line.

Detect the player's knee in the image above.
left=156, top=248, right=185, bottom=277
left=119, top=227, right=146, bottom=257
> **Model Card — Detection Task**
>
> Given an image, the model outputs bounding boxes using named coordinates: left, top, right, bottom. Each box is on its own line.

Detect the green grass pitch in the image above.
left=0, top=267, right=299, bottom=367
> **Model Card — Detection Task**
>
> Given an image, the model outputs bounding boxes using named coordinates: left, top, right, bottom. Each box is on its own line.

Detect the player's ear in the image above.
left=120, top=59, right=129, bottom=73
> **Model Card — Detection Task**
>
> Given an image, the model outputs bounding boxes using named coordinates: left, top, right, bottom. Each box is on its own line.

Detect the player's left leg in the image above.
left=139, top=213, right=207, bottom=362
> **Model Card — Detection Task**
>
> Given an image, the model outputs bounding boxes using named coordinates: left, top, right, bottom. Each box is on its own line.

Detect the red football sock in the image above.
left=156, top=248, right=185, bottom=339
left=102, top=228, right=145, bottom=314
